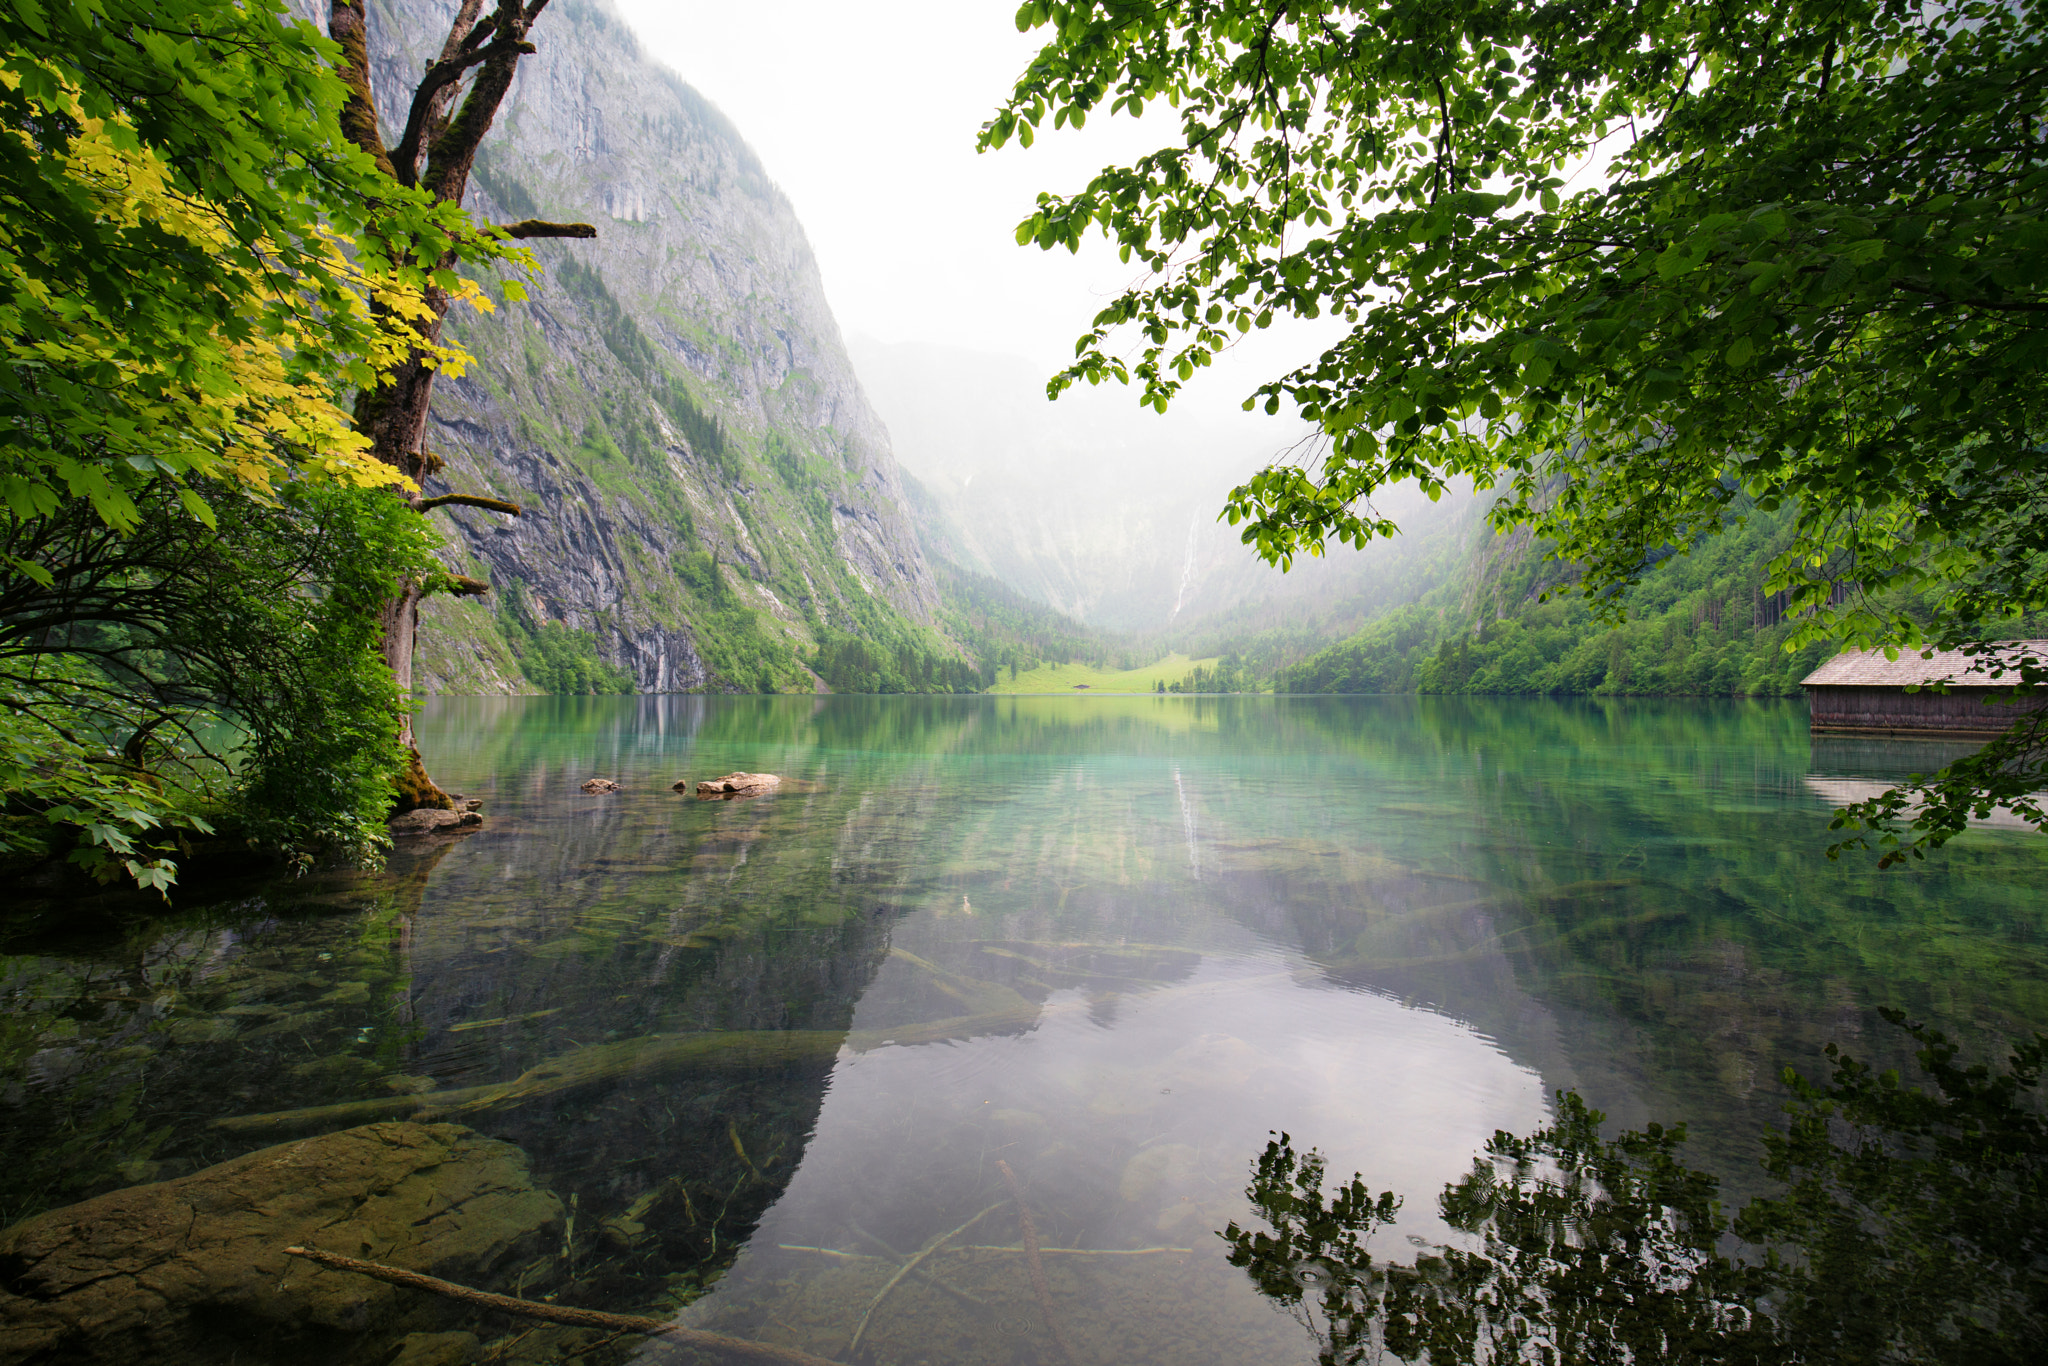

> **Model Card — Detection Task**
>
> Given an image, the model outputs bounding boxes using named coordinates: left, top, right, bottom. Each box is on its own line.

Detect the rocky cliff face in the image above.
left=312, top=0, right=938, bottom=692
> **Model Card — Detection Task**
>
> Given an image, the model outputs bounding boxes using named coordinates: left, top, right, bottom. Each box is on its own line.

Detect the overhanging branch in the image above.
left=501, top=219, right=598, bottom=239
left=1892, top=280, right=2048, bottom=313
left=417, top=494, right=522, bottom=516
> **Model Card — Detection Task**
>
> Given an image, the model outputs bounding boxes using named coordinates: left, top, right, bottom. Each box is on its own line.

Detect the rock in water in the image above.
left=387, top=1331, right=482, bottom=1366
left=692, top=772, right=782, bottom=798
left=0, top=1122, right=563, bottom=1364
left=579, top=778, right=621, bottom=794
left=388, top=808, right=484, bottom=835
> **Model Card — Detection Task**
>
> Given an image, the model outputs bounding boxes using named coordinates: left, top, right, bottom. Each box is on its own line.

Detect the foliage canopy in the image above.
left=991, top=0, right=2047, bottom=854
left=0, top=0, right=515, bottom=536
left=0, top=0, right=523, bottom=887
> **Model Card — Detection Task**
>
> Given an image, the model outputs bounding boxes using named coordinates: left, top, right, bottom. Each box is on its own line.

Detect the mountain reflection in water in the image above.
left=0, top=695, right=2041, bottom=1365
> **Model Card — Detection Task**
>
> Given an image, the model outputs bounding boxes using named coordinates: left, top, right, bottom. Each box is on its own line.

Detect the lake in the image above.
left=4, top=694, right=2044, bottom=1364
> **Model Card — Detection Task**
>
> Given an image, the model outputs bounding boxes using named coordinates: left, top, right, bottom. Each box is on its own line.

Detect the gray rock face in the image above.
left=298, top=0, right=938, bottom=692
left=0, top=1122, right=562, bottom=1364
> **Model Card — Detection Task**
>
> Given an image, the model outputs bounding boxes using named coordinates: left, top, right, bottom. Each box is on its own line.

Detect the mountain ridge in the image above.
left=308, top=0, right=942, bottom=693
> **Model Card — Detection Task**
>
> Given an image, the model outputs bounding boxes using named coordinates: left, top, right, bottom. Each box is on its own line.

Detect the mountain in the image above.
left=319, top=0, right=940, bottom=693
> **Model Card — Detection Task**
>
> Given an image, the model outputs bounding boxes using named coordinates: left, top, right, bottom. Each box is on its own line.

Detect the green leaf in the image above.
left=177, top=485, right=218, bottom=528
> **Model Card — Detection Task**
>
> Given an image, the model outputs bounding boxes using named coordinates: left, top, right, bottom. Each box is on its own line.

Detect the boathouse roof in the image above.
left=1801, top=641, right=2048, bottom=689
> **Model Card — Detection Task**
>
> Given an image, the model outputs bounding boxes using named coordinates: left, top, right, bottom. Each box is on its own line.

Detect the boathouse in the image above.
left=1801, top=642, right=2048, bottom=736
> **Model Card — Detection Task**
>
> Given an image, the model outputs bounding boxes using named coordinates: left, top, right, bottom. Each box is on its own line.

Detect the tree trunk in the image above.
left=327, top=0, right=568, bottom=814
left=379, top=580, right=449, bottom=810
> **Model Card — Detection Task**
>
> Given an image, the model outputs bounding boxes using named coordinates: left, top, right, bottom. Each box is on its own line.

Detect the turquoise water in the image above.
left=2, top=695, right=2043, bottom=1363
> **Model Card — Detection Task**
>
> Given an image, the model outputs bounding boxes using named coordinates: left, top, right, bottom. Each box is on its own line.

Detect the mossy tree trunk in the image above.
left=326, top=0, right=593, bottom=811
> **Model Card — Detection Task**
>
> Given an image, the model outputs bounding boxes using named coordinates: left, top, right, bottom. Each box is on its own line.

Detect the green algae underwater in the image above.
left=1, top=694, right=2043, bottom=1364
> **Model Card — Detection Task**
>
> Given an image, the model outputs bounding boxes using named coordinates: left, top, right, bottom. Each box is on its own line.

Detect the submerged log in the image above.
left=214, top=1005, right=1053, bottom=1138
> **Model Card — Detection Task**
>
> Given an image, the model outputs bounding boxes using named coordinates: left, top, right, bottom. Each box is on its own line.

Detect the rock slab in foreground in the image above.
left=0, top=1122, right=562, bottom=1364
left=690, top=772, right=781, bottom=797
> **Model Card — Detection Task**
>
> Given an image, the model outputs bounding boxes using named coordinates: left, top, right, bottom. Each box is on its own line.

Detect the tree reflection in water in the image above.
left=1223, top=1014, right=2045, bottom=1365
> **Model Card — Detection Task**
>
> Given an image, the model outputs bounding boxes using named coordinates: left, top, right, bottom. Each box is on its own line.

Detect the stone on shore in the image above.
left=691, top=772, right=781, bottom=798
left=0, top=1122, right=563, bottom=1364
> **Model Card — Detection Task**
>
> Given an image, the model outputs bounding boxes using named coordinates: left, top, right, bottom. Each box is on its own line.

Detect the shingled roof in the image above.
left=1801, top=641, right=2048, bottom=688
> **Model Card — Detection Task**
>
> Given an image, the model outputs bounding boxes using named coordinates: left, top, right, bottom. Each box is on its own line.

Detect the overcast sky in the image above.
left=609, top=0, right=1332, bottom=424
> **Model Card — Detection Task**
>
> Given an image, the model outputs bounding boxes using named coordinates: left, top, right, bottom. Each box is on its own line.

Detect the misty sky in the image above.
left=609, top=0, right=1335, bottom=431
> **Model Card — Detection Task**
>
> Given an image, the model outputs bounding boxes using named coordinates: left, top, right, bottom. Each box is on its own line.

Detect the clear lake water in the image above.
left=3, top=694, right=2044, bottom=1363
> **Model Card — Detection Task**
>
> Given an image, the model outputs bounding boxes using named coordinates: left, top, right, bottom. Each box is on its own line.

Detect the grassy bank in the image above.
left=985, top=653, right=1228, bottom=694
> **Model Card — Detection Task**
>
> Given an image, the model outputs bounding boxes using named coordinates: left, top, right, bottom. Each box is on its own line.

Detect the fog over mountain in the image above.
left=295, top=0, right=1475, bottom=688
left=851, top=336, right=1474, bottom=638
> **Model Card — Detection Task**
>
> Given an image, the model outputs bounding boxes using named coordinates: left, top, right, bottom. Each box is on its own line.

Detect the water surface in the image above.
left=4, top=695, right=2043, bottom=1363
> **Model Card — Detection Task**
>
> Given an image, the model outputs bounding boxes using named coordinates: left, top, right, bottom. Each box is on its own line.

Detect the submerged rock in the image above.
left=0, top=1122, right=563, bottom=1364
left=387, top=1330, right=481, bottom=1366
left=579, top=778, right=621, bottom=794
left=692, top=772, right=781, bottom=798
left=388, top=808, right=484, bottom=835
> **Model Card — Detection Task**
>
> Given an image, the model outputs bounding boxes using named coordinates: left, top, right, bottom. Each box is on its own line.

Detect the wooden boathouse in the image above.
left=1801, top=642, right=2047, bottom=737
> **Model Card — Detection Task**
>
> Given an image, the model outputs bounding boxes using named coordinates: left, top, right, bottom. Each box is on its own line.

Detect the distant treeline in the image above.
left=806, top=559, right=1151, bottom=694
left=810, top=630, right=983, bottom=694
left=1279, top=506, right=1861, bottom=696
left=932, top=560, right=1133, bottom=676
left=1157, top=656, right=1260, bottom=693
left=678, top=551, right=809, bottom=694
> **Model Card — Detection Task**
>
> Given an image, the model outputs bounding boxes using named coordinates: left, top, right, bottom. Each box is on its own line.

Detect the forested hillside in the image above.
left=1282, top=507, right=1905, bottom=696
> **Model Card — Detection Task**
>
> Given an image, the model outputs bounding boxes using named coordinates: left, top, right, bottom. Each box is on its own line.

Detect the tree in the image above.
left=988, top=0, right=2047, bottom=859
left=2, top=0, right=524, bottom=886
left=321, top=0, right=595, bottom=812
left=0, top=479, right=438, bottom=886
left=1, top=0, right=502, bottom=529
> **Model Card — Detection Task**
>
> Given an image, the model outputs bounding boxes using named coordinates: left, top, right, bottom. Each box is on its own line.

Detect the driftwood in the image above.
left=282, top=1246, right=841, bottom=1365
left=946, top=1244, right=1192, bottom=1257
left=998, top=1161, right=1077, bottom=1366
left=842, top=1201, right=1004, bottom=1360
